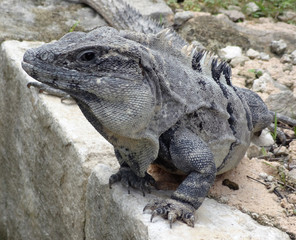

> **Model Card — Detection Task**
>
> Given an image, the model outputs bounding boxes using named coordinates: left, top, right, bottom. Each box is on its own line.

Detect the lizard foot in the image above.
left=109, top=167, right=155, bottom=196
left=143, top=198, right=195, bottom=228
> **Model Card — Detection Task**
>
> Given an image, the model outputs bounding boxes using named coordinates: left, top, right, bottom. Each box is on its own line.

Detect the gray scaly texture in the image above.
left=22, top=0, right=272, bottom=228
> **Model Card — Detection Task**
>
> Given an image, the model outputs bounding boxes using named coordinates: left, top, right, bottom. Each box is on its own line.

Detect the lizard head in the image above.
left=22, top=27, right=146, bottom=93
left=22, top=27, right=159, bottom=137
left=22, top=26, right=188, bottom=176
left=23, top=27, right=183, bottom=147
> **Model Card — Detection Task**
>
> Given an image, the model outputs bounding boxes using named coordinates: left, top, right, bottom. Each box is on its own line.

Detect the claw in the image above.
left=150, top=210, right=157, bottom=222
left=168, top=212, right=177, bottom=229
left=144, top=198, right=196, bottom=228
left=108, top=167, right=155, bottom=196
left=183, top=213, right=195, bottom=228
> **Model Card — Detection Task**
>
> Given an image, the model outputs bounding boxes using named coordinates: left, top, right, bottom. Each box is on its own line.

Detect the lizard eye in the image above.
left=78, top=51, right=96, bottom=62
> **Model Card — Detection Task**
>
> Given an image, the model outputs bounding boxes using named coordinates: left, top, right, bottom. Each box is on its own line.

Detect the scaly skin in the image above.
left=22, top=1, right=273, bottom=228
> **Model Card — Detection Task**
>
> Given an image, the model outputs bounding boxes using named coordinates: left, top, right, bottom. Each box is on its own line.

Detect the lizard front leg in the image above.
left=109, top=163, right=155, bottom=196
left=144, top=127, right=216, bottom=227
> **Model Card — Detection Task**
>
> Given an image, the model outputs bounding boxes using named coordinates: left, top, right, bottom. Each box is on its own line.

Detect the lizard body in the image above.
left=22, top=0, right=272, bottom=227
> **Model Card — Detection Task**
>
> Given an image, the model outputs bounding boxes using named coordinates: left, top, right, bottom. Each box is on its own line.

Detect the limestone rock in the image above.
left=270, top=39, right=287, bottom=55
left=251, top=129, right=274, bottom=147
left=259, top=52, right=270, bottom=61
left=0, top=40, right=117, bottom=240
left=86, top=164, right=290, bottom=240
left=280, top=54, right=292, bottom=63
left=0, top=0, right=107, bottom=44
left=219, top=10, right=245, bottom=22
left=124, top=0, right=173, bottom=25
left=252, top=72, right=288, bottom=94
left=265, top=90, right=296, bottom=119
left=174, top=11, right=195, bottom=26
left=230, top=55, right=249, bottom=67
left=291, top=50, right=296, bottom=65
left=218, top=46, right=242, bottom=60
left=246, top=48, right=260, bottom=59
left=247, top=144, right=263, bottom=159
left=0, top=39, right=291, bottom=240
left=178, top=12, right=296, bottom=54
left=278, top=11, right=296, bottom=22
left=245, top=2, right=260, bottom=15
left=227, top=5, right=241, bottom=11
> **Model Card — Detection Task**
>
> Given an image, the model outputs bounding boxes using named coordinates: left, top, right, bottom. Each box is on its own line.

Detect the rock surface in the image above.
left=245, top=2, right=260, bottom=15
left=1, top=0, right=296, bottom=239
left=0, top=0, right=107, bottom=44
left=218, top=46, right=242, bottom=60
left=178, top=13, right=296, bottom=53
left=270, top=39, right=287, bottom=55
left=0, top=39, right=290, bottom=240
left=265, top=91, right=296, bottom=119
left=125, top=0, right=173, bottom=24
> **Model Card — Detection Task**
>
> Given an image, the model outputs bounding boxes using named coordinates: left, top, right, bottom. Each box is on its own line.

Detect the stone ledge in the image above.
left=0, top=40, right=290, bottom=240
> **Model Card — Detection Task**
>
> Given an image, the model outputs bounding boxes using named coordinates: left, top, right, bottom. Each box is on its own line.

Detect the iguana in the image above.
left=22, top=0, right=273, bottom=228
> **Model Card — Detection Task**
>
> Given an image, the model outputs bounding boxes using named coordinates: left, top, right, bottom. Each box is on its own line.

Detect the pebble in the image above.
left=245, top=2, right=260, bottom=15
left=288, top=169, right=296, bottom=181
left=219, top=9, right=245, bottom=22
left=174, top=11, right=195, bottom=26
left=230, top=56, right=249, bottom=67
left=259, top=172, right=268, bottom=180
left=270, top=39, right=287, bottom=55
left=259, top=52, right=270, bottom=61
left=219, top=46, right=243, bottom=60
left=273, top=146, right=289, bottom=156
left=278, top=11, right=296, bottom=22
left=280, top=54, right=291, bottom=63
left=266, top=175, right=274, bottom=182
left=246, top=48, right=260, bottom=59
left=291, top=50, right=296, bottom=65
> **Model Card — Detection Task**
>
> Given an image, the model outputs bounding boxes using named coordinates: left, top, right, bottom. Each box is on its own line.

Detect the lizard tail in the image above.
left=81, top=0, right=165, bottom=34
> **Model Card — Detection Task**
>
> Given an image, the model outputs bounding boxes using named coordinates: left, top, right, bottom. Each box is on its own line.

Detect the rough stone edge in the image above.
left=0, top=40, right=290, bottom=240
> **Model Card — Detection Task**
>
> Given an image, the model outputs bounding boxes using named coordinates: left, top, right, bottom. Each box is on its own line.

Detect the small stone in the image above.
left=219, top=196, right=229, bottom=203
left=259, top=52, right=270, bottom=61
left=280, top=198, right=293, bottom=210
left=227, top=5, right=241, bottom=11
left=245, top=2, right=260, bottom=15
left=246, top=48, right=260, bottom=59
left=251, top=212, right=259, bottom=219
left=289, top=140, right=296, bottom=159
left=230, top=55, right=249, bottom=67
left=280, top=54, right=291, bottom=63
left=278, top=11, right=296, bottom=22
left=282, top=63, right=293, bottom=72
left=266, top=175, right=274, bottom=182
left=252, top=72, right=273, bottom=93
left=270, top=39, right=287, bottom=55
left=174, top=11, right=195, bottom=26
left=220, top=9, right=245, bottom=22
left=273, top=146, right=289, bottom=156
left=266, top=91, right=296, bottom=119
left=219, top=46, right=242, bottom=60
left=291, top=50, right=296, bottom=65
left=259, top=172, right=268, bottom=180
left=191, top=40, right=206, bottom=50
left=288, top=169, right=296, bottom=182
left=247, top=143, right=262, bottom=159
left=251, top=129, right=274, bottom=147
left=288, top=194, right=296, bottom=204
